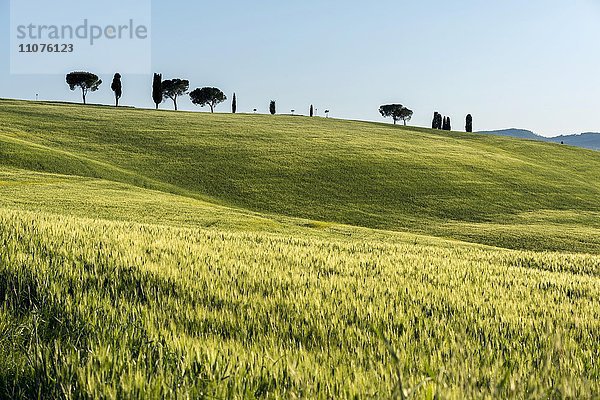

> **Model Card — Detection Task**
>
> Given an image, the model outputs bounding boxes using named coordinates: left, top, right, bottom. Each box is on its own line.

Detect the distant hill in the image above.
left=478, top=129, right=600, bottom=150
left=478, top=128, right=541, bottom=141
left=551, top=132, right=600, bottom=150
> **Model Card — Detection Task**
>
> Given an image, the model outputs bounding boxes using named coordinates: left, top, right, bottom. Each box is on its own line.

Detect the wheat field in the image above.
left=0, top=100, right=599, bottom=398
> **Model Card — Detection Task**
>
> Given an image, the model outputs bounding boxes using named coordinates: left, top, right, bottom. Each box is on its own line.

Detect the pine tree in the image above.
left=66, top=72, right=102, bottom=105
left=161, top=79, right=189, bottom=111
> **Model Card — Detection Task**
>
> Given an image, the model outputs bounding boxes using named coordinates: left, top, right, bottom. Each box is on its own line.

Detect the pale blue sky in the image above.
left=1, top=0, right=599, bottom=137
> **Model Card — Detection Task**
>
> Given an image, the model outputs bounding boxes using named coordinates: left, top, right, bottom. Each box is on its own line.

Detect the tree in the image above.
left=232, top=93, right=237, bottom=114
left=442, top=116, right=452, bottom=131
left=398, top=107, right=413, bottom=126
left=433, top=112, right=444, bottom=129
left=270, top=100, right=276, bottom=115
left=189, top=87, right=227, bottom=113
left=152, top=73, right=162, bottom=110
left=162, top=79, right=189, bottom=111
left=310, top=105, right=314, bottom=117
left=324, top=110, right=330, bottom=118
left=66, top=72, right=102, bottom=105
left=379, top=104, right=413, bottom=125
left=379, top=104, right=402, bottom=125
left=466, top=114, right=473, bottom=133
left=111, top=73, right=122, bottom=107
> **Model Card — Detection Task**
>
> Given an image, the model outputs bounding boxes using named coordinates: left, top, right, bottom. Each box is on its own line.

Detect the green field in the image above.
left=0, top=99, right=599, bottom=398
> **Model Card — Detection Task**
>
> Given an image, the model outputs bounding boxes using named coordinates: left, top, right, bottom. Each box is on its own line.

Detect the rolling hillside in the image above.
left=1, top=99, right=600, bottom=398
left=0, top=99, right=599, bottom=252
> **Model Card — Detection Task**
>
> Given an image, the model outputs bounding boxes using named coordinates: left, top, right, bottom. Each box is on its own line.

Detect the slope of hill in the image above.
left=1, top=99, right=599, bottom=252
left=1, top=99, right=600, bottom=398
left=479, top=128, right=600, bottom=150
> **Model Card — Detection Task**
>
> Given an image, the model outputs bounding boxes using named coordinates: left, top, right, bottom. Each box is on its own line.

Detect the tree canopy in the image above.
left=189, top=87, right=227, bottom=113
left=379, top=104, right=413, bottom=125
left=66, top=72, right=102, bottom=105
left=162, top=79, right=189, bottom=111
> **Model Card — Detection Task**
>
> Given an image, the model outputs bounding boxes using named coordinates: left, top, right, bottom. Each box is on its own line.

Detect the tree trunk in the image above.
left=115, top=97, right=119, bottom=107
left=173, top=97, right=178, bottom=111
left=404, top=120, right=407, bottom=126
left=210, top=105, right=214, bottom=113
left=82, top=89, right=86, bottom=105
left=155, top=103, right=159, bottom=110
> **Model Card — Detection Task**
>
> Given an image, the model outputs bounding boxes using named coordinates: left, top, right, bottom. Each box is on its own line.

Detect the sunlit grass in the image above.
left=0, top=99, right=599, bottom=252
left=0, top=99, right=599, bottom=398
left=0, top=209, right=599, bottom=399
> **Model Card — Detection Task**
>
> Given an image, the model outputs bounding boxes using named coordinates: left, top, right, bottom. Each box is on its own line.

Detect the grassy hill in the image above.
left=0, top=99, right=599, bottom=398
left=0, top=99, right=599, bottom=253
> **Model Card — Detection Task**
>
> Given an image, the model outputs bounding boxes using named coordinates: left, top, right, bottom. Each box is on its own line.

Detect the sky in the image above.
left=1, top=0, right=599, bottom=137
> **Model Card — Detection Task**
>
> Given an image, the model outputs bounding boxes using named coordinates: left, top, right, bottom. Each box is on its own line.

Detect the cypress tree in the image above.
left=270, top=100, right=276, bottom=115
left=466, top=114, right=473, bottom=132
left=152, top=73, right=162, bottom=110
left=111, top=73, right=122, bottom=107
left=447, top=116, right=452, bottom=131
left=232, top=93, right=237, bottom=114
left=433, top=112, right=439, bottom=129
left=310, top=105, right=314, bottom=117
